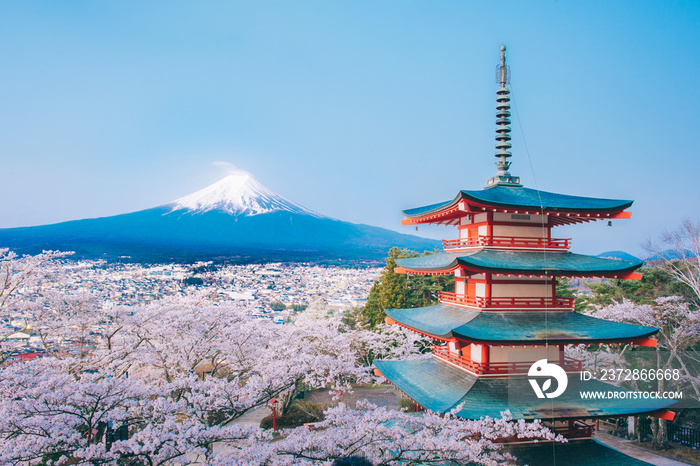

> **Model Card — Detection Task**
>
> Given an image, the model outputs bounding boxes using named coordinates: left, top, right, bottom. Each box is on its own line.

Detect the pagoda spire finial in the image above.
left=487, top=44, right=521, bottom=188
left=498, top=44, right=509, bottom=87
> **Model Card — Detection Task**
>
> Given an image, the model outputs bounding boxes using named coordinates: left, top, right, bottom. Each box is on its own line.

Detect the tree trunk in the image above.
left=278, top=380, right=302, bottom=416
left=637, top=417, right=642, bottom=443
left=652, top=346, right=669, bottom=449
left=652, top=419, right=668, bottom=450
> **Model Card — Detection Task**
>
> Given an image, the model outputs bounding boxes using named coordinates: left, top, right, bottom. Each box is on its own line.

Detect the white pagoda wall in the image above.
left=489, top=345, right=561, bottom=364
left=491, top=224, right=547, bottom=238
left=490, top=283, right=552, bottom=297
left=459, top=213, right=488, bottom=226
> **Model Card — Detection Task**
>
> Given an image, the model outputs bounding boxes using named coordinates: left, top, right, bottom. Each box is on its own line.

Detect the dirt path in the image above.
left=303, top=384, right=402, bottom=410
left=594, top=431, right=696, bottom=466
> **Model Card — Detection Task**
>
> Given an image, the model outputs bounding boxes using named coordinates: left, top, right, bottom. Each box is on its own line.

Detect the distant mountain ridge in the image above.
left=644, top=249, right=697, bottom=261
left=594, top=251, right=642, bottom=262
left=596, top=249, right=699, bottom=262
left=0, top=171, right=439, bottom=263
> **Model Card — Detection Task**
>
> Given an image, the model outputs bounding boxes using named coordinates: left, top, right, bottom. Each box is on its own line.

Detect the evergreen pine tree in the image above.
left=362, top=247, right=453, bottom=328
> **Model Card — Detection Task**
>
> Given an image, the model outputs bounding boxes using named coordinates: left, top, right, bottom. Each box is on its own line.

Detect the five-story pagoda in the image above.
left=375, top=46, right=675, bottom=462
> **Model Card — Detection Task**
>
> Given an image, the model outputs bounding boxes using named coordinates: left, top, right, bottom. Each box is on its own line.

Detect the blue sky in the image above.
left=1, top=1, right=698, bottom=257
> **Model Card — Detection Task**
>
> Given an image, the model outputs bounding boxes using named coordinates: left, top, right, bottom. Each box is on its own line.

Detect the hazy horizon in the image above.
left=1, top=1, right=698, bottom=258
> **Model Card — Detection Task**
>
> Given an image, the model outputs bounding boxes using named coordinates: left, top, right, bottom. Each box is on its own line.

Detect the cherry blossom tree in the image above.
left=30, top=288, right=106, bottom=359
left=0, top=249, right=70, bottom=360
left=0, top=253, right=555, bottom=465
left=584, top=296, right=700, bottom=448
left=265, top=401, right=559, bottom=466
left=352, top=323, right=431, bottom=369
left=587, top=297, right=700, bottom=360
left=0, top=359, right=557, bottom=466
left=645, top=219, right=700, bottom=308
left=0, top=357, right=262, bottom=466
left=565, top=343, right=625, bottom=380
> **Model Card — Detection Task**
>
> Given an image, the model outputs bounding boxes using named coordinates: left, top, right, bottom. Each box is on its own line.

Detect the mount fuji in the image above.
left=0, top=171, right=439, bottom=263
left=169, top=171, right=323, bottom=218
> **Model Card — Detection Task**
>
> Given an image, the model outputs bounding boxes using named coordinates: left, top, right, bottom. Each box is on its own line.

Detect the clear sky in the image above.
left=1, top=1, right=698, bottom=257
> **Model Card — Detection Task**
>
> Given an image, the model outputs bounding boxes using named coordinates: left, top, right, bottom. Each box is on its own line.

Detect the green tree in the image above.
left=554, top=277, right=589, bottom=313
left=182, top=276, right=204, bottom=287
left=361, top=247, right=453, bottom=328
left=269, top=301, right=287, bottom=311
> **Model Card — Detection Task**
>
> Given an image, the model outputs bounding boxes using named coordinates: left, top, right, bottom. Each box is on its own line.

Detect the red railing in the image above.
left=442, top=236, right=570, bottom=250
left=432, top=345, right=583, bottom=375
left=439, top=291, right=574, bottom=309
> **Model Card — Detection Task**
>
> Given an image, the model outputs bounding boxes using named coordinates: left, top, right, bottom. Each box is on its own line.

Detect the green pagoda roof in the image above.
left=385, top=304, right=658, bottom=344
left=374, top=358, right=675, bottom=420
left=402, top=185, right=633, bottom=218
left=395, top=249, right=642, bottom=276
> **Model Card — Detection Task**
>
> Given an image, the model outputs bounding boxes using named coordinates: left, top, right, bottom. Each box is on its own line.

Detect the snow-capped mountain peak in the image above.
left=168, top=170, right=322, bottom=217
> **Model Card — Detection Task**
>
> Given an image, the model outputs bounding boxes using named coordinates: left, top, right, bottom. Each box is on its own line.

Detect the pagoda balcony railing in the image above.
left=432, top=345, right=583, bottom=375
left=442, top=235, right=570, bottom=250
left=439, top=291, right=574, bottom=309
